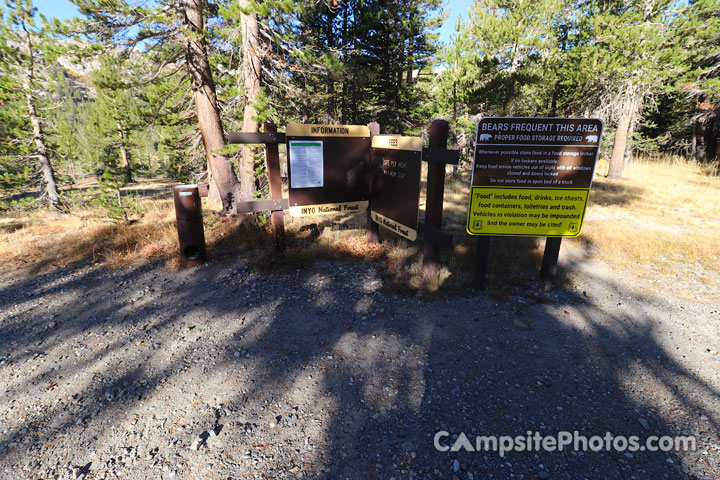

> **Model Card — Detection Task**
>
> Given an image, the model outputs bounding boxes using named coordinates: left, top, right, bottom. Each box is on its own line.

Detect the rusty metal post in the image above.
left=423, top=120, right=449, bottom=272
left=173, top=185, right=206, bottom=266
left=263, top=122, right=286, bottom=253
left=366, top=121, right=381, bottom=244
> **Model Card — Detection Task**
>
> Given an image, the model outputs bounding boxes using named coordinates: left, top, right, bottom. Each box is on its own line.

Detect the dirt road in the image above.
left=0, top=250, right=718, bottom=479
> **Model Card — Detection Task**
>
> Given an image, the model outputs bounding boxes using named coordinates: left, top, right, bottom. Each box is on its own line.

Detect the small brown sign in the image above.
left=467, top=117, right=603, bottom=237
left=370, top=135, right=423, bottom=241
left=286, top=124, right=371, bottom=217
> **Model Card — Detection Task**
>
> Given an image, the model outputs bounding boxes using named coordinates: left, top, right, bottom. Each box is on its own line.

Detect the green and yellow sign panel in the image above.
left=369, top=135, right=423, bottom=241
left=466, top=117, right=603, bottom=237
left=286, top=124, right=371, bottom=217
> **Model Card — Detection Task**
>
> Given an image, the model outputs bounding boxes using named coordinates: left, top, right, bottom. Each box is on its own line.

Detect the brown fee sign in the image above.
left=286, top=124, right=371, bottom=217
left=369, top=135, right=423, bottom=241
left=467, top=117, right=603, bottom=237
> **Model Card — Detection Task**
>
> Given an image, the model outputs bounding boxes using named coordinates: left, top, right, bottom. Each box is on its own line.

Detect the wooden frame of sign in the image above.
left=286, top=124, right=371, bottom=217
left=225, top=122, right=288, bottom=252
left=369, top=135, right=423, bottom=241
left=365, top=121, right=459, bottom=272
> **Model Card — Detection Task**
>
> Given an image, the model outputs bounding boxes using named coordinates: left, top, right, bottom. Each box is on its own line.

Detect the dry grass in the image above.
left=1, top=156, right=718, bottom=294
left=284, top=155, right=720, bottom=292
left=0, top=179, right=248, bottom=275
left=570, top=156, right=720, bottom=272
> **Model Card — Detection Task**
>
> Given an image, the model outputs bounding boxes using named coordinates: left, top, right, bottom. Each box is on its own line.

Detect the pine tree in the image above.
left=0, top=0, right=63, bottom=210
left=91, top=54, right=143, bottom=183
left=577, top=0, right=686, bottom=178
left=285, top=0, right=442, bottom=132
left=455, top=0, right=563, bottom=117
left=47, top=70, right=95, bottom=182
left=442, top=0, right=699, bottom=175
left=213, top=0, right=296, bottom=203
left=65, top=0, right=245, bottom=210
left=93, top=149, right=139, bottom=223
left=359, top=0, right=443, bottom=133
left=276, top=0, right=354, bottom=124
left=680, top=0, right=720, bottom=162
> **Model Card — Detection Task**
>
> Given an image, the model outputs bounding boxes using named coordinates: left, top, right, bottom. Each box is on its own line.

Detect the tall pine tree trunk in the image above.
left=239, top=0, right=263, bottom=202
left=22, top=29, right=60, bottom=211
left=608, top=96, right=638, bottom=179
left=182, top=0, right=240, bottom=211
left=691, top=115, right=707, bottom=162
left=623, top=119, right=636, bottom=165
left=452, top=78, right=459, bottom=176
left=26, top=92, right=61, bottom=210
left=118, top=128, right=133, bottom=183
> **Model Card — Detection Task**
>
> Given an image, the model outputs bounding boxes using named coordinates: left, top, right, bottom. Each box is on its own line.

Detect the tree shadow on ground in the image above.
left=0, top=244, right=717, bottom=479
left=588, top=180, right=645, bottom=208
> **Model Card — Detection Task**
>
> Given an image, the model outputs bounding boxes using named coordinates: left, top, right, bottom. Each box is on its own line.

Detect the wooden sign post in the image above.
left=366, top=122, right=381, bottom=243
left=263, top=122, right=286, bottom=253
left=422, top=120, right=460, bottom=272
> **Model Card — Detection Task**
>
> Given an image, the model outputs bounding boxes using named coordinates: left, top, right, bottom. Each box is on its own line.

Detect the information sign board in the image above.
left=286, top=124, right=371, bottom=217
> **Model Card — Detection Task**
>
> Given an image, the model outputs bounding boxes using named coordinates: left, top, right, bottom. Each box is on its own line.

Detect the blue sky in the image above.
left=439, top=0, right=472, bottom=44
left=32, top=0, right=81, bottom=22
left=30, top=0, right=473, bottom=46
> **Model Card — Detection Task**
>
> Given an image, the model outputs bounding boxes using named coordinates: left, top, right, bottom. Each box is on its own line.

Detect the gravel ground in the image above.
left=0, top=247, right=718, bottom=480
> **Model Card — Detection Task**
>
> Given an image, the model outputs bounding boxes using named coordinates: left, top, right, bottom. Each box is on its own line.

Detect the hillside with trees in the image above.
left=1, top=0, right=715, bottom=213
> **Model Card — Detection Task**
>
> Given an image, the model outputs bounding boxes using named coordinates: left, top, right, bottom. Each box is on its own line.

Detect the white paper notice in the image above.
left=289, top=140, right=324, bottom=188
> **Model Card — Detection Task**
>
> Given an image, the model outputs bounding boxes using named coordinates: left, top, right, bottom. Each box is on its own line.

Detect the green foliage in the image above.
left=138, top=71, right=198, bottom=181
left=260, top=0, right=442, bottom=133
left=89, top=54, right=146, bottom=182
left=434, top=0, right=719, bottom=163
left=2, top=0, right=717, bottom=214
left=47, top=70, right=96, bottom=179
left=92, top=152, right=141, bottom=223
left=0, top=0, right=59, bottom=197
left=0, top=194, right=38, bottom=213
left=64, top=0, right=221, bottom=183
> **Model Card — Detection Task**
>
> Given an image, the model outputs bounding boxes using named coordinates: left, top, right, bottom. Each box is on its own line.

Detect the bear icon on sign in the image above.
left=585, top=135, right=598, bottom=142
left=479, top=134, right=492, bottom=141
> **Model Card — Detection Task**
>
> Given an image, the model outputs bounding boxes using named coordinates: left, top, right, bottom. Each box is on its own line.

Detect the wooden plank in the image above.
left=227, top=132, right=286, bottom=145
left=264, top=122, right=286, bottom=252
left=234, top=198, right=289, bottom=214
left=423, top=147, right=460, bottom=165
